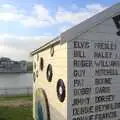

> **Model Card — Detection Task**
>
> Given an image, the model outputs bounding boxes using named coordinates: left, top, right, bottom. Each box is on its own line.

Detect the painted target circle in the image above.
left=50, top=46, right=54, bottom=57
left=36, top=70, right=38, bottom=78
left=37, top=54, right=39, bottom=61
left=35, top=88, right=50, bottom=120
left=40, top=57, right=44, bottom=71
left=46, top=64, right=53, bottom=82
left=56, top=79, right=66, bottom=102
left=34, top=62, right=36, bottom=69
left=33, top=72, right=36, bottom=82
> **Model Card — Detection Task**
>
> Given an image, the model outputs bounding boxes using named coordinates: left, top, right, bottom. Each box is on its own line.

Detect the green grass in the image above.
left=0, top=95, right=32, bottom=101
left=0, top=106, right=33, bottom=120
left=0, top=95, right=34, bottom=120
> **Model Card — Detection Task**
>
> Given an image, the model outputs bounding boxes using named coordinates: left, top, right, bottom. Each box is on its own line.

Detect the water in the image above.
left=0, top=73, right=33, bottom=95
left=0, top=73, right=33, bottom=88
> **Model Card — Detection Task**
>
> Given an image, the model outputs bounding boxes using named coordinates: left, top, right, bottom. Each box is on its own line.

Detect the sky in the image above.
left=0, top=0, right=120, bottom=61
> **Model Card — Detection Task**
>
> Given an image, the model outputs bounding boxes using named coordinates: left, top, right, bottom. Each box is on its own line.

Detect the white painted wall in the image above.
left=33, top=42, right=67, bottom=120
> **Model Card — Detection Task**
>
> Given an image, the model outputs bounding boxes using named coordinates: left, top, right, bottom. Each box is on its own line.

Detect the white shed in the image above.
left=31, top=3, right=120, bottom=120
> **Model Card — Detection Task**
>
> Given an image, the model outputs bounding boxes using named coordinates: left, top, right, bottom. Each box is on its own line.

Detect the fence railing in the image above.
left=0, top=87, right=32, bottom=96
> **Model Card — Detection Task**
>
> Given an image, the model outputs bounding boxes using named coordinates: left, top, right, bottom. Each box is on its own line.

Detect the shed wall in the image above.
left=67, top=12, right=120, bottom=120
left=33, top=42, right=67, bottom=120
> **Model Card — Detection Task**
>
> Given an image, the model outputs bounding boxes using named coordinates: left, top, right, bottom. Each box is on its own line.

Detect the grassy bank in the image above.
left=0, top=106, right=33, bottom=120
left=0, top=95, right=32, bottom=101
left=0, top=95, right=33, bottom=120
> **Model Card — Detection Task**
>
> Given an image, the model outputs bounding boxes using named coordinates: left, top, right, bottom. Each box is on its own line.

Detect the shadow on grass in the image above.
left=0, top=106, right=33, bottom=120
left=0, top=117, right=7, bottom=120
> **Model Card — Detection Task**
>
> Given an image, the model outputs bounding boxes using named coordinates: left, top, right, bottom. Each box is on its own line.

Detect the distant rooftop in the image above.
left=0, top=57, right=11, bottom=62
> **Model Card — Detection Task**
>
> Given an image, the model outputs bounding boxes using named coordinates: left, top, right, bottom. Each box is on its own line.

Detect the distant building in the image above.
left=0, top=57, right=27, bottom=73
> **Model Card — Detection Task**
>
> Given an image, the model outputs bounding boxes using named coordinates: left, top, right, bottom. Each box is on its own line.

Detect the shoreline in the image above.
left=0, top=72, right=32, bottom=74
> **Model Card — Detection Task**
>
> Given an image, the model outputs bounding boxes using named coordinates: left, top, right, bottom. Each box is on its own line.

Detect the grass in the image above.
left=0, top=106, right=33, bottom=120
left=0, top=95, right=32, bottom=101
left=0, top=95, right=34, bottom=120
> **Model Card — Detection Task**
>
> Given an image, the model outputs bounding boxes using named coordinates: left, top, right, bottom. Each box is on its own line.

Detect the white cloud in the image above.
left=0, top=3, right=107, bottom=27
left=0, top=3, right=55, bottom=27
left=0, top=3, right=108, bottom=60
left=22, top=16, right=51, bottom=27
left=86, top=4, right=106, bottom=12
left=0, top=45, right=26, bottom=60
left=56, top=4, right=107, bottom=25
left=0, top=33, right=54, bottom=60
left=59, top=25, right=71, bottom=33
left=0, top=4, right=24, bottom=21
left=33, top=4, right=53, bottom=22
left=22, top=4, right=55, bottom=27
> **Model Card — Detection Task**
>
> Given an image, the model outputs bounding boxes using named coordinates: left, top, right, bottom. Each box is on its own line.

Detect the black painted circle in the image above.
left=35, top=88, right=50, bottom=120
left=40, top=57, right=44, bottom=71
left=34, top=62, right=36, bottom=69
left=46, top=64, right=53, bottom=82
left=33, top=72, right=36, bottom=82
left=50, top=46, right=54, bottom=57
left=37, top=54, right=39, bottom=61
left=36, top=70, right=38, bottom=78
left=56, top=79, right=66, bottom=102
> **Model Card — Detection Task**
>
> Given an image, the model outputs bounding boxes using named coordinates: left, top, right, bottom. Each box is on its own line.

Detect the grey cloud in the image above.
left=0, top=34, right=54, bottom=60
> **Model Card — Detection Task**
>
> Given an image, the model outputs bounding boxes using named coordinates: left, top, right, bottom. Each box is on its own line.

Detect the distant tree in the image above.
left=27, top=62, right=33, bottom=72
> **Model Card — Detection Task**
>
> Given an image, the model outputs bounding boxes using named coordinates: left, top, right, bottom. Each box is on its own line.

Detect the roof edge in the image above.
left=30, top=36, right=60, bottom=56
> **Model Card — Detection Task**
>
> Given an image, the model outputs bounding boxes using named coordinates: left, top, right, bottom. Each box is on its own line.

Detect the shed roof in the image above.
left=31, top=3, right=120, bottom=56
